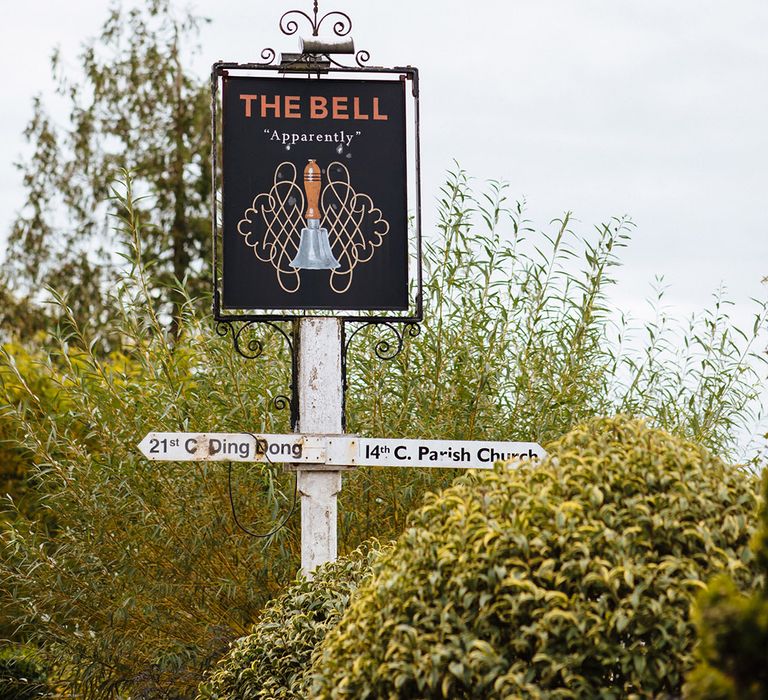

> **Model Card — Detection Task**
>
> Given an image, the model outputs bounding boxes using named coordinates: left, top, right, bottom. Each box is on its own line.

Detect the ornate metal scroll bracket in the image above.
left=257, top=1, right=372, bottom=70
left=341, top=321, right=421, bottom=429
left=216, top=320, right=298, bottom=429
left=280, top=0, right=352, bottom=38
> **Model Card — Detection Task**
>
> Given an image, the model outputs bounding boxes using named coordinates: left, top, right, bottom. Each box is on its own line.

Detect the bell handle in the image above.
left=304, top=159, right=322, bottom=221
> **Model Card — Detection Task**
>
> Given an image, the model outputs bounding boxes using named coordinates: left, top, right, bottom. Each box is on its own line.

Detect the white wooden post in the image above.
left=296, top=317, right=343, bottom=577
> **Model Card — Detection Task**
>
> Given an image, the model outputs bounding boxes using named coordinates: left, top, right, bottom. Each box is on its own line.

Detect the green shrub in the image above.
left=684, top=470, right=768, bottom=699
left=0, top=340, right=66, bottom=641
left=201, top=540, right=388, bottom=700
left=341, top=169, right=768, bottom=547
left=3, top=170, right=767, bottom=698
left=310, top=416, right=762, bottom=699
left=0, top=645, right=51, bottom=700
left=1, top=179, right=297, bottom=698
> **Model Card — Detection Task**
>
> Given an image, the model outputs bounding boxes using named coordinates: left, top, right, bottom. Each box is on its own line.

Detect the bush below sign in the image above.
left=307, top=416, right=762, bottom=699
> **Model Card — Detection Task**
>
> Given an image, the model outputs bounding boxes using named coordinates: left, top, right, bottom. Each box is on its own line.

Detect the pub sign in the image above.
left=213, top=65, right=421, bottom=320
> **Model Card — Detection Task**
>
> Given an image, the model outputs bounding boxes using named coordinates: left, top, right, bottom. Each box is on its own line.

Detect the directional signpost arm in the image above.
left=138, top=433, right=546, bottom=469
left=138, top=427, right=546, bottom=577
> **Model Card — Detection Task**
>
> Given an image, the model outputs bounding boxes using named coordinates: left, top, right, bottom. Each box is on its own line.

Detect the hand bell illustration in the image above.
left=289, top=159, right=340, bottom=270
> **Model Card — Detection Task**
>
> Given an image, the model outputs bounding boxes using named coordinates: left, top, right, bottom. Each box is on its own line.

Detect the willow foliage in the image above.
left=200, top=540, right=388, bottom=700
left=341, top=169, right=767, bottom=545
left=1, top=171, right=766, bottom=697
left=6, top=0, right=211, bottom=336
left=2, top=178, right=296, bottom=698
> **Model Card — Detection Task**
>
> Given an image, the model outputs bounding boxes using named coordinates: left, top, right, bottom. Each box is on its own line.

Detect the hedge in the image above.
left=201, top=540, right=388, bottom=700
left=310, top=416, right=761, bottom=699
left=684, top=468, right=768, bottom=699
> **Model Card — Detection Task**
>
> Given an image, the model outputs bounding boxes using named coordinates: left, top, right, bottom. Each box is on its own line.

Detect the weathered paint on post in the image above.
left=296, top=317, right=343, bottom=577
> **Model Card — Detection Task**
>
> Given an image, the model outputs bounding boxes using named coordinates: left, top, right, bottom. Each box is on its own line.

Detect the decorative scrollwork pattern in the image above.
left=280, top=1, right=352, bottom=38
left=216, top=320, right=293, bottom=360
left=355, top=50, right=371, bottom=67
left=252, top=2, right=374, bottom=71
left=237, top=161, right=390, bottom=295
left=238, top=163, right=305, bottom=294
left=272, top=394, right=292, bottom=412
left=324, top=162, right=390, bottom=293
left=216, top=321, right=297, bottom=427
left=259, top=48, right=277, bottom=65
left=345, top=321, right=421, bottom=363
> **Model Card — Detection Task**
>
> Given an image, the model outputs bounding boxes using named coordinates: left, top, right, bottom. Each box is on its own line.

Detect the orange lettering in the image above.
left=332, top=96, right=349, bottom=120
left=260, top=95, right=280, bottom=118
left=373, top=97, right=388, bottom=121
left=240, top=94, right=259, bottom=117
left=310, top=96, right=328, bottom=119
left=285, top=95, right=301, bottom=118
left=353, top=97, right=369, bottom=120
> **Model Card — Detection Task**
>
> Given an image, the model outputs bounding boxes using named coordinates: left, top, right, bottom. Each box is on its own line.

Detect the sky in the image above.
left=1, top=0, right=767, bottom=445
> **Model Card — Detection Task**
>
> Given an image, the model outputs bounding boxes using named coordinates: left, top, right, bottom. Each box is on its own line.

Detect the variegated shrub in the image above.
left=310, top=416, right=762, bottom=699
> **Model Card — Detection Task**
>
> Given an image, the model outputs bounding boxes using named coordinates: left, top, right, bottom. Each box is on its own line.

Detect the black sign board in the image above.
left=213, top=66, right=420, bottom=320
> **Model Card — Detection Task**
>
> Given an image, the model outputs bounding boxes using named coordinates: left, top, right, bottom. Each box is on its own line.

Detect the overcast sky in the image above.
left=3, top=1, right=767, bottom=314
left=2, top=0, right=767, bottom=442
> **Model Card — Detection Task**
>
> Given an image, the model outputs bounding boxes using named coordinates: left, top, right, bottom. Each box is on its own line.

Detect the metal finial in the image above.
left=256, top=1, right=372, bottom=69
left=280, top=2, right=352, bottom=39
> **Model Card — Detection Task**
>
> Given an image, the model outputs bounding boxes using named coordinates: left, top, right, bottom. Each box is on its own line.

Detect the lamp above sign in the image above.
left=212, top=63, right=422, bottom=322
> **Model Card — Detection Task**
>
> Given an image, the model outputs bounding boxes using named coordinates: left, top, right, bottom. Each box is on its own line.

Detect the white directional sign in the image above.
left=138, top=432, right=545, bottom=469
left=355, top=438, right=544, bottom=468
